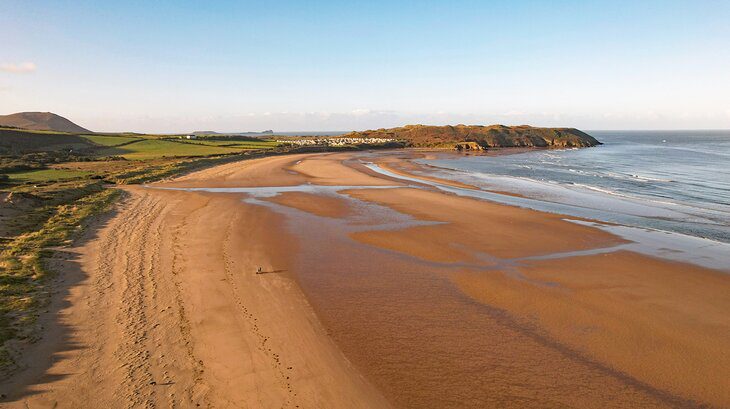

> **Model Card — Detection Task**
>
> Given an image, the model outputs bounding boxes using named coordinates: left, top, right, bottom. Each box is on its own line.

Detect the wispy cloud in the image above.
left=0, top=62, right=37, bottom=73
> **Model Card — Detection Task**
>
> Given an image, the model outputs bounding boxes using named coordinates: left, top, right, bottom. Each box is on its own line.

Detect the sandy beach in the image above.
left=2, top=150, right=728, bottom=408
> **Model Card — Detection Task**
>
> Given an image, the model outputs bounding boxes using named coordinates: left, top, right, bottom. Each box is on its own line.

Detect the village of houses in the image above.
left=181, top=133, right=396, bottom=147
left=275, top=136, right=398, bottom=147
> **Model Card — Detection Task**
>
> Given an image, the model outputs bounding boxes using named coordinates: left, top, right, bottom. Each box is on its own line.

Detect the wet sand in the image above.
left=453, top=251, right=730, bottom=407
left=2, top=150, right=728, bottom=408
left=265, top=192, right=353, bottom=218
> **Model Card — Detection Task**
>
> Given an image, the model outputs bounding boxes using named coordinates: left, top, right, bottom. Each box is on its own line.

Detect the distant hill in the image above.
left=343, top=124, right=601, bottom=149
left=0, top=112, right=92, bottom=133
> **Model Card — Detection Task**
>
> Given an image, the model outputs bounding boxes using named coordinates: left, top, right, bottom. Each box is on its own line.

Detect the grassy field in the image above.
left=96, top=139, right=246, bottom=159
left=183, top=139, right=280, bottom=149
left=80, top=135, right=142, bottom=147
left=0, top=128, right=96, bottom=154
left=0, top=127, right=91, bottom=136
left=6, top=168, right=93, bottom=183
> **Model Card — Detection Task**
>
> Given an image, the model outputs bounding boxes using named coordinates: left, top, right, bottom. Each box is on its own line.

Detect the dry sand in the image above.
left=1, top=182, right=389, bottom=408
left=2, top=150, right=728, bottom=408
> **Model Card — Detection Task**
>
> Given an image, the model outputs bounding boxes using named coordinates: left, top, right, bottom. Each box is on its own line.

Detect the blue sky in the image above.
left=2, top=0, right=729, bottom=132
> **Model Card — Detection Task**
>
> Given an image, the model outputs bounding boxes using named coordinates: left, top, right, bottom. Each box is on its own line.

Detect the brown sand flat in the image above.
left=162, top=153, right=310, bottom=187
left=345, top=187, right=626, bottom=261
left=264, top=191, right=354, bottom=218
left=288, top=152, right=398, bottom=186
left=292, top=235, right=686, bottom=408
left=452, top=251, right=730, bottom=407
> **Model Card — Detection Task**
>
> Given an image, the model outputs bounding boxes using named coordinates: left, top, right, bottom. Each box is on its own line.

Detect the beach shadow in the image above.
left=0, top=193, right=123, bottom=403
left=151, top=381, right=175, bottom=386
left=255, top=269, right=287, bottom=275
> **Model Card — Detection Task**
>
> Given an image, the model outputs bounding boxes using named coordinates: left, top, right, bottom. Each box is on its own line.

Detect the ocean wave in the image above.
left=566, top=183, right=685, bottom=208
left=629, top=174, right=676, bottom=183
left=427, top=164, right=729, bottom=228
left=600, top=171, right=675, bottom=183
left=568, top=183, right=633, bottom=198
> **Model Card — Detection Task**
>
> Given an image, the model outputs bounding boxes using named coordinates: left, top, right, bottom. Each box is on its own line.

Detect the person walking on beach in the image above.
left=256, top=267, right=262, bottom=274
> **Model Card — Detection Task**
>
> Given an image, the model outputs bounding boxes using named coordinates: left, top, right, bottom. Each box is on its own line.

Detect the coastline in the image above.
left=2, top=149, right=728, bottom=408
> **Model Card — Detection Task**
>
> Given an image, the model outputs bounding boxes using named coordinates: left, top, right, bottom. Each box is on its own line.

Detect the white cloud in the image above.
left=0, top=62, right=37, bottom=73
left=351, top=108, right=372, bottom=116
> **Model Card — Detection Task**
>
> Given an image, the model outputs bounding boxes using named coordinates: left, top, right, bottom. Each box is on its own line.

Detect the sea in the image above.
left=407, top=130, right=730, bottom=269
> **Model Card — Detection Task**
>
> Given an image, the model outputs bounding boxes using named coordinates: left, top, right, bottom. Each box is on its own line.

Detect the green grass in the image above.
left=80, top=135, right=142, bottom=147
left=184, top=139, right=280, bottom=149
left=5, top=169, right=92, bottom=183
left=0, top=127, right=87, bottom=136
left=35, top=143, right=93, bottom=152
left=0, top=128, right=96, bottom=155
left=97, top=139, right=244, bottom=160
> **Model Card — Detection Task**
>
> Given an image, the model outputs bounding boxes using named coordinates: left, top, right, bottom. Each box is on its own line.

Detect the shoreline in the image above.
left=2, top=149, right=728, bottom=408
left=366, top=153, right=730, bottom=272
left=413, top=146, right=730, bottom=246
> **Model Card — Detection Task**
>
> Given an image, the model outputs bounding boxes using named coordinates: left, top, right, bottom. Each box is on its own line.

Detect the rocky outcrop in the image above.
left=342, top=124, right=601, bottom=149
left=453, top=141, right=486, bottom=151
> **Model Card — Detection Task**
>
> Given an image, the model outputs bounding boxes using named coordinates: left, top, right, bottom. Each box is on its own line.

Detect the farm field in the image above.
left=80, top=134, right=142, bottom=147
left=5, top=168, right=92, bottom=183
left=184, top=139, right=280, bottom=149
left=96, top=139, right=245, bottom=159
